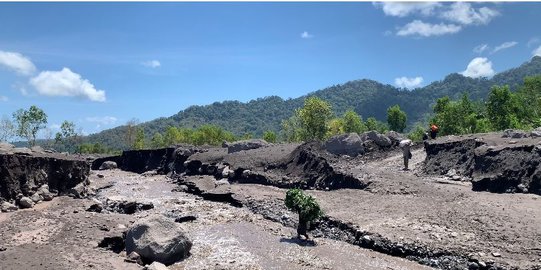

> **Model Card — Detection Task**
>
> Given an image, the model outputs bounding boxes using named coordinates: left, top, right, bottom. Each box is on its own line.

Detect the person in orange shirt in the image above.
left=430, top=124, right=439, bottom=139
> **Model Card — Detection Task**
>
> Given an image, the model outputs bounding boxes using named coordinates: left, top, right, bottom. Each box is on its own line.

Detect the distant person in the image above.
left=430, top=124, right=439, bottom=139
left=422, top=132, right=429, bottom=148
left=399, top=139, right=412, bottom=171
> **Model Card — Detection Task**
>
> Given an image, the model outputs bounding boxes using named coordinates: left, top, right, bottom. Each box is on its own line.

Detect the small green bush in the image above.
left=285, top=188, right=323, bottom=223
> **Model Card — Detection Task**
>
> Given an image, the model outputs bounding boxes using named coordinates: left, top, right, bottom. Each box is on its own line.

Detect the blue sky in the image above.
left=1, top=2, right=541, bottom=137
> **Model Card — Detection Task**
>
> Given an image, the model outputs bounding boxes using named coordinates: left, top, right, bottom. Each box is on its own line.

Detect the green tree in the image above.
left=431, top=94, right=492, bottom=136
left=164, top=126, right=181, bottom=146
left=387, top=105, right=407, bottom=132
left=55, top=120, right=78, bottom=152
left=13, top=105, right=48, bottom=147
left=263, top=130, right=277, bottom=143
left=124, top=118, right=139, bottom=149
left=516, top=75, right=541, bottom=128
left=297, top=97, right=333, bottom=141
left=365, top=117, right=388, bottom=133
left=151, top=132, right=165, bottom=148
left=342, top=109, right=365, bottom=133
left=133, top=128, right=145, bottom=150
left=285, top=188, right=323, bottom=239
left=281, top=114, right=303, bottom=142
left=407, top=124, right=427, bottom=142
left=327, top=118, right=344, bottom=137
left=487, top=85, right=520, bottom=130
left=0, top=115, right=15, bottom=142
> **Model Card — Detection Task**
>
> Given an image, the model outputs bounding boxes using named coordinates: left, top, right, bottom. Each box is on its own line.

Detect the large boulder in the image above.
left=19, top=197, right=34, bottom=208
left=324, top=133, right=364, bottom=157
left=125, top=216, right=192, bottom=265
left=1, top=201, right=18, bottom=212
left=99, top=161, right=118, bottom=170
left=360, top=131, right=392, bottom=147
left=227, top=139, right=269, bottom=154
left=385, top=131, right=405, bottom=146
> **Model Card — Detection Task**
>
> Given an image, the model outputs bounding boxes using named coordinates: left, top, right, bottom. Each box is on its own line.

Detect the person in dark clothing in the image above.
left=430, top=124, right=439, bottom=139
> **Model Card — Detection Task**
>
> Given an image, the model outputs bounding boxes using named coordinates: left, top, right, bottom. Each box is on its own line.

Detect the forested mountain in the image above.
left=86, top=56, right=541, bottom=149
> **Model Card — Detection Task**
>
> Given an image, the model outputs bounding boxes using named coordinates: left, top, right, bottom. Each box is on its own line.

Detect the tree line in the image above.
left=1, top=75, right=540, bottom=152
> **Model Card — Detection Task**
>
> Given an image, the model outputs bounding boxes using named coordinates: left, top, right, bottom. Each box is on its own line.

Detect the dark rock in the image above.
left=360, top=131, right=392, bottom=147
left=99, top=161, right=118, bottom=170
left=468, top=262, right=480, bottom=270
left=385, top=131, right=405, bottom=146
left=502, top=129, right=528, bottom=138
left=87, top=203, right=103, bottom=213
left=91, top=155, right=122, bottom=170
left=324, top=133, right=364, bottom=157
left=68, top=182, right=89, bottom=199
left=174, top=215, right=197, bottom=223
left=125, top=216, right=192, bottom=265
left=98, top=236, right=125, bottom=253
left=41, top=192, right=54, bottom=201
left=104, top=200, right=154, bottom=214
left=19, top=197, right=34, bottom=208
left=227, top=139, right=269, bottom=154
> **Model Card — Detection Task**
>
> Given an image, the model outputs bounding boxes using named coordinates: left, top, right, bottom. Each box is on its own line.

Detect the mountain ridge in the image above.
left=87, top=56, right=541, bottom=149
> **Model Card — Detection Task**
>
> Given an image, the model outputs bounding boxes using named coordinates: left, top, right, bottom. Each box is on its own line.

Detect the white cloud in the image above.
left=461, top=57, right=495, bottom=78
left=492, top=41, right=518, bottom=54
left=375, top=2, right=441, bottom=17
left=301, top=31, right=314, bottom=39
left=533, top=46, right=541, bottom=57
left=441, top=2, right=499, bottom=25
left=394, top=76, right=424, bottom=89
left=142, top=60, right=161, bottom=68
left=397, top=20, right=461, bottom=37
left=29, top=68, right=106, bottom=102
left=85, top=116, right=117, bottom=125
left=473, top=44, right=489, bottom=54
left=0, top=96, right=7, bottom=102
left=0, top=50, right=37, bottom=76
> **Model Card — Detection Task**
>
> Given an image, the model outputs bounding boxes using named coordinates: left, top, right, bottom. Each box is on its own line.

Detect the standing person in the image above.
left=399, top=139, right=412, bottom=171
left=430, top=124, right=439, bottom=139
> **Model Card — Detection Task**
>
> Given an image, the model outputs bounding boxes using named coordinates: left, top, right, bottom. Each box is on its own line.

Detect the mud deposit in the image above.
left=423, top=133, right=541, bottom=195
left=2, top=133, right=541, bottom=269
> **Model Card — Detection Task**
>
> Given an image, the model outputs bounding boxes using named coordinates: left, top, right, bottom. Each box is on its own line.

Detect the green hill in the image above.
left=87, top=56, right=541, bottom=149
